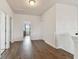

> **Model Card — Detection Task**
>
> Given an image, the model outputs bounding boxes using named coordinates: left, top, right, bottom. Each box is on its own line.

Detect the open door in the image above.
left=23, top=23, right=31, bottom=37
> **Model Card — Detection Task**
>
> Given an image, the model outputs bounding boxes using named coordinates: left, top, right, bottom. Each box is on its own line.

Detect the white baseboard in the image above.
left=11, top=37, right=23, bottom=43
left=44, top=40, right=57, bottom=49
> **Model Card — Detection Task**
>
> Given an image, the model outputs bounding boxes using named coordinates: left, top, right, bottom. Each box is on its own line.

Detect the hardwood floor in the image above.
left=1, top=37, right=73, bottom=59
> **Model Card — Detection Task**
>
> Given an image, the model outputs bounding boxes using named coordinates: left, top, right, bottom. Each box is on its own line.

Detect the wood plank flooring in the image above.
left=1, top=37, right=73, bottom=59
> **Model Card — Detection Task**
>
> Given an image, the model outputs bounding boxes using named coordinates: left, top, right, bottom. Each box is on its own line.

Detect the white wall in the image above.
left=13, top=14, right=41, bottom=42
left=0, top=0, right=13, bottom=46
left=0, top=0, right=14, bottom=43
left=0, top=0, right=13, bottom=56
left=41, top=3, right=78, bottom=58
left=56, top=33, right=74, bottom=54
left=56, top=4, right=78, bottom=35
left=72, top=36, right=78, bottom=59
left=55, top=3, right=78, bottom=58
left=0, top=0, right=13, bottom=16
left=41, top=4, right=56, bottom=47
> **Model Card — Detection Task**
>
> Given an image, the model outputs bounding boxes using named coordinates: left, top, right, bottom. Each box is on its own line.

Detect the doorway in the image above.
left=23, top=23, right=31, bottom=37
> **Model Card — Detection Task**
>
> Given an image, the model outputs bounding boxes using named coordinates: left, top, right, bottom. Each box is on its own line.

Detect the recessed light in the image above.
left=25, top=0, right=38, bottom=8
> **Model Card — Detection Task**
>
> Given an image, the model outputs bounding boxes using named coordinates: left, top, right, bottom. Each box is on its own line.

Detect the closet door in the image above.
left=0, top=11, right=6, bottom=53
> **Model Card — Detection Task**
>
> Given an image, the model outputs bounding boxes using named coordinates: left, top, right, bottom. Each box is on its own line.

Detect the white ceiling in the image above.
left=7, top=0, right=78, bottom=15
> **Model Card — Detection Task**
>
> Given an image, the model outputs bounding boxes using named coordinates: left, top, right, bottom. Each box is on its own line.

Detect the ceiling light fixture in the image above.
left=29, top=0, right=36, bottom=6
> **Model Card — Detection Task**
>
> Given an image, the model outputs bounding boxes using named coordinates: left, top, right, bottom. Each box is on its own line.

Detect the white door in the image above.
left=0, top=11, right=6, bottom=53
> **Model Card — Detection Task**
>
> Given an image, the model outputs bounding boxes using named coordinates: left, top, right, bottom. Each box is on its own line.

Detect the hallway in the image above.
left=0, top=0, right=78, bottom=59
left=1, top=36, right=73, bottom=59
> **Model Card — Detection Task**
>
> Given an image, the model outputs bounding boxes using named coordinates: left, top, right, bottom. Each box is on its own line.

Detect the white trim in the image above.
left=44, top=40, right=57, bottom=49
